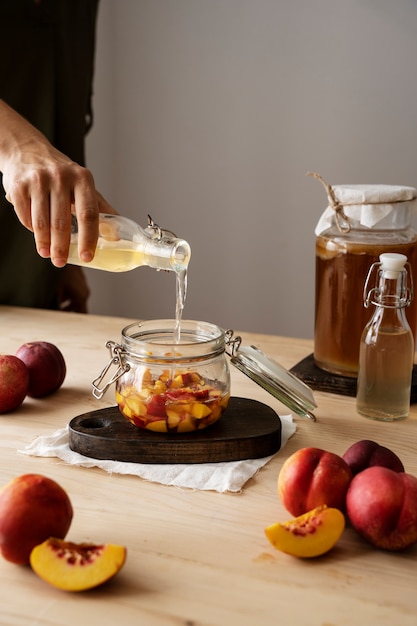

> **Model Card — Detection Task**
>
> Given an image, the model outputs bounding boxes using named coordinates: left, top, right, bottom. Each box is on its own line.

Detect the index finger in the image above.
left=72, top=173, right=100, bottom=262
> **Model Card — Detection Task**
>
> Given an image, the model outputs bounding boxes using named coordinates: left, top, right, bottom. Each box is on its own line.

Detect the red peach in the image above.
left=278, top=447, right=353, bottom=517
left=0, top=354, right=29, bottom=413
left=343, top=440, right=404, bottom=476
left=0, top=474, right=73, bottom=564
left=16, top=341, right=66, bottom=398
left=346, top=466, right=417, bottom=551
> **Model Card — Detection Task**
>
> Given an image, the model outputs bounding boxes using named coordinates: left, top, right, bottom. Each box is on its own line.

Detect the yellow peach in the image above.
left=220, top=393, right=231, bottom=408
left=191, top=403, right=212, bottom=419
left=115, top=391, right=124, bottom=405
left=146, top=420, right=168, bottom=433
left=120, top=404, right=133, bottom=420
left=30, top=538, right=126, bottom=592
left=265, top=505, right=345, bottom=558
left=166, top=410, right=181, bottom=429
left=125, top=395, right=147, bottom=416
left=177, top=415, right=195, bottom=433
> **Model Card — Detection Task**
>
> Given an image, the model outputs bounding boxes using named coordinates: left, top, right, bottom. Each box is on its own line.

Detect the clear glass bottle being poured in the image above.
left=356, top=253, right=414, bottom=421
left=68, top=214, right=191, bottom=273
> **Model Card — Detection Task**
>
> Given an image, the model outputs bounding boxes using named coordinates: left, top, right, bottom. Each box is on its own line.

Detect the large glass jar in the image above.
left=314, top=181, right=417, bottom=378
left=95, top=320, right=230, bottom=433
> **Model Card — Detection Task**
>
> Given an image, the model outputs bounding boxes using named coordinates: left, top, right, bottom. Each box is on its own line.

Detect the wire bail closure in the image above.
left=91, top=341, right=130, bottom=399
left=145, top=215, right=178, bottom=243
left=225, top=329, right=242, bottom=357
left=363, top=261, right=414, bottom=309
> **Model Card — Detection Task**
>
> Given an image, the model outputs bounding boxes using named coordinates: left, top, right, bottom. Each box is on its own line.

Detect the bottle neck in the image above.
left=374, top=271, right=409, bottom=309
left=364, top=263, right=412, bottom=310
left=367, top=270, right=412, bottom=333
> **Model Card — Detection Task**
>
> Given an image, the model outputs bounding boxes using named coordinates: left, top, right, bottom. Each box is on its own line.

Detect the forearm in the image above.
left=0, top=100, right=55, bottom=171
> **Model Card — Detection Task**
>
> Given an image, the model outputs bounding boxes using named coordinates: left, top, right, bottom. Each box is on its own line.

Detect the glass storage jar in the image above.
left=93, top=320, right=230, bottom=433
left=312, top=176, right=417, bottom=378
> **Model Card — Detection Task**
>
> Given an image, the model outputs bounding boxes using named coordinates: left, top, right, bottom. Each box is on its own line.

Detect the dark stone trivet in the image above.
left=290, top=353, right=417, bottom=404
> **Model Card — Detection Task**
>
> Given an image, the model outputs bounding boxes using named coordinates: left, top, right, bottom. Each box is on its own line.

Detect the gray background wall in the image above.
left=85, top=0, right=417, bottom=338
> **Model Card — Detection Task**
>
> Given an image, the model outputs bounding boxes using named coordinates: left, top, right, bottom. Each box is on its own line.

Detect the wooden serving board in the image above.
left=290, top=353, right=417, bottom=403
left=68, top=396, right=281, bottom=464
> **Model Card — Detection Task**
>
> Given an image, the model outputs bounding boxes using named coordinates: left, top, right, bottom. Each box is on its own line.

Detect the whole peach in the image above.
left=0, top=354, right=29, bottom=413
left=343, top=440, right=404, bottom=476
left=0, top=474, right=73, bottom=564
left=16, top=341, right=66, bottom=398
left=346, top=466, right=417, bottom=551
left=278, top=447, right=353, bottom=517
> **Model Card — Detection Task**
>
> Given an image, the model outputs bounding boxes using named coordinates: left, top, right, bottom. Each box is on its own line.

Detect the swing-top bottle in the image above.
left=67, top=214, right=191, bottom=273
left=356, top=252, right=414, bottom=421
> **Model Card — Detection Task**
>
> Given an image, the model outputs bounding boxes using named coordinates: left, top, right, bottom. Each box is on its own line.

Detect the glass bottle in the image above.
left=356, top=253, right=414, bottom=421
left=312, top=174, right=417, bottom=378
left=68, top=214, right=191, bottom=272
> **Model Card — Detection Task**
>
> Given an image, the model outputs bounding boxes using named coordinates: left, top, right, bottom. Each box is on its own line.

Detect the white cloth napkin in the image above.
left=315, top=183, right=417, bottom=235
left=19, top=415, right=296, bottom=493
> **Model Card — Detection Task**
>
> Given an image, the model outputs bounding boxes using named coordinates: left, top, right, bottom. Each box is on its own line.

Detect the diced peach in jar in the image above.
left=220, top=394, right=230, bottom=408
left=146, top=419, right=168, bottom=433
left=154, top=379, right=167, bottom=394
left=191, top=403, right=212, bottom=419
left=146, top=394, right=167, bottom=418
left=141, top=368, right=153, bottom=386
left=138, top=387, right=151, bottom=400
left=209, top=404, right=222, bottom=421
left=168, top=402, right=192, bottom=415
left=125, top=395, right=147, bottom=416
left=166, top=410, right=181, bottom=429
left=177, top=415, right=196, bottom=433
left=119, top=385, right=136, bottom=402
left=120, top=405, right=133, bottom=420
left=171, top=374, right=185, bottom=389
left=132, top=415, right=146, bottom=428
left=204, top=413, right=220, bottom=427
left=115, top=391, right=124, bottom=405
left=159, top=369, right=171, bottom=384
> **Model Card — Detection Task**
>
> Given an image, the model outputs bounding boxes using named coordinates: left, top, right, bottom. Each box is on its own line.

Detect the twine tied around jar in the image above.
left=306, top=171, right=351, bottom=233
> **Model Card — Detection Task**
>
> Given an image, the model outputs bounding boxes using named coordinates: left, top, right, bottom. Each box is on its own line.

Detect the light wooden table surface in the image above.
left=0, top=305, right=416, bottom=626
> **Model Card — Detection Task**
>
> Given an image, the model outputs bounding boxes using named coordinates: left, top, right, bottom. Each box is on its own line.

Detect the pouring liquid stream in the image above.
left=174, top=268, right=187, bottom=347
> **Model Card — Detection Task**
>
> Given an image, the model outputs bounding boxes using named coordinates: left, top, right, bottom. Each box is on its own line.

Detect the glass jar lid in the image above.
left=225, top=332, right=317, bottom=421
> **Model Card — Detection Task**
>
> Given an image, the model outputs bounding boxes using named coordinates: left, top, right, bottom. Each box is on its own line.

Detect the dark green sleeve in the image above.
left=0, top=0, right=99, bottom=309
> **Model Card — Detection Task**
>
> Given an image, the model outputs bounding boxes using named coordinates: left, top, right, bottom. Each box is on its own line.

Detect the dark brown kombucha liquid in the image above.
left=314, top=234, right=417, bottom=377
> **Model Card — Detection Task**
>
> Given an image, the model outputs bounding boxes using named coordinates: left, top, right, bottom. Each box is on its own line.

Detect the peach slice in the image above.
left=30, top=538, right=127, bottom=592
left=265, top=505, right=345, bottom=558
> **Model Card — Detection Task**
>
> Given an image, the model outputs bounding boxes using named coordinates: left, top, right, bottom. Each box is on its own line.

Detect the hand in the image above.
left=56, top=265, right=91, bottom=314
left=0, top=100, right=117, bottom=267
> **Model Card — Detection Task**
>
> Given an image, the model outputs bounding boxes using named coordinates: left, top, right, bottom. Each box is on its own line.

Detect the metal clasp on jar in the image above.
left=91, top=341, right=130, bottom=399
left=224, top=329, right=242, bottom=357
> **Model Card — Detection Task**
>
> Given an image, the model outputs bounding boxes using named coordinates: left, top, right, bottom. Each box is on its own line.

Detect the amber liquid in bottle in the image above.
left=315, top=235, right=417, bottom=377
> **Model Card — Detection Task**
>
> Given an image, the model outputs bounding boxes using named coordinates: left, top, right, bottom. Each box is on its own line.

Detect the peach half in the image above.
left=265, top=505, right=345, bottom=558
left=30, top=538, right=127, bottom=592
left=278, top=447, right=352, bottom=516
